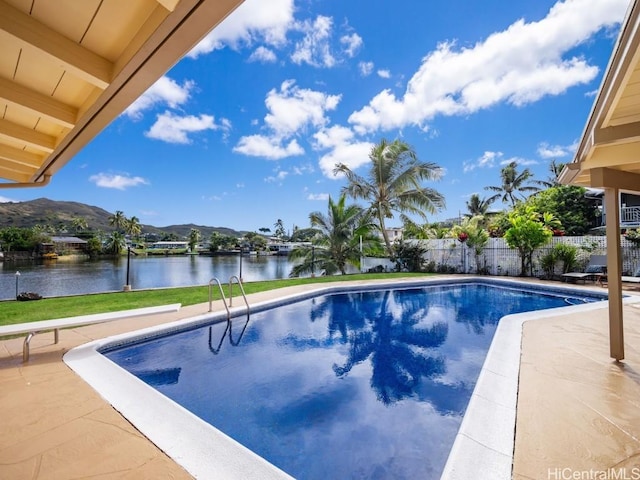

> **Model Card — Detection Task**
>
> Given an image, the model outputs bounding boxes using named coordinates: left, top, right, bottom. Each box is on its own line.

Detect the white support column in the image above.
left=604, top=187, right=625, bottom=361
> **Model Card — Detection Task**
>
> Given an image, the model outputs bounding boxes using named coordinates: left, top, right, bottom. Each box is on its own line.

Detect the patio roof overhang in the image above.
left=559, top=0, right=640, bottom=190
left=559, top=0, right=640, bottom=361
left=0, top=0, right=244, bottom=188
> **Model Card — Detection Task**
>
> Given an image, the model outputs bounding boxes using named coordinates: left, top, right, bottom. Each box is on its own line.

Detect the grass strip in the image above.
left=0, top=272, right=429, bottom=327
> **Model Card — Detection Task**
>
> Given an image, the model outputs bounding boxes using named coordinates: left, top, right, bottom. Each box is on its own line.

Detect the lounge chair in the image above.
left=561, top=255, right=607, bottom=283
left=599, top=266, right=640, bottom=287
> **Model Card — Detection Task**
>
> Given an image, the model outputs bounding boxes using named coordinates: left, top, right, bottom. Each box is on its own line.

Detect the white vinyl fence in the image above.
left=364, top=236, right=640, bottom=277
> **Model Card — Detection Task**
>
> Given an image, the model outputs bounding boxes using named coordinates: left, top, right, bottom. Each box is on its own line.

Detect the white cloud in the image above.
left=312, top=125, right=374, bottom=177
left=341, top=33, right=363, bottom=57
left=292, top=164, right=315, bottom=175
left=265, top=170, right=290, bottom=183
left=188, top=0, right=294, bottom=58
left=249, top=46, right=277, bottom=63
left=291, top=15, right=336, bottom=67
left=0, top=196, right=17, bottom=203
left=312, top=125, right=356, bottom=150
left=377, top=69, right=391, bottom=79
left=124, top=76, right=194, bottom=120
left=359, top=61, right=374, bottom=76
left=537, top=141, right=577, bottom=158
left=236, top=183, right=245, bottom=188
left=264, top=80, right=341, bottom=136
left=234, top=135, right=304, bottom=159
left=500, top=156, right=538, bottom=166
left=89, top=173, right=149, bottom=190
left=307, top=193, right=329, bottom=201
left=463, top=151, right=503, bottom=172
left=145, top=112, right=219, bottom=144
left=234, top=80, right=341, bottom=160
left=348, top=0, right=628, bottom=134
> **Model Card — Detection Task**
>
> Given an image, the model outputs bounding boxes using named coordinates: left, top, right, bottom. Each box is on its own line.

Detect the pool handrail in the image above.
left=208, top=277, right=230, bottom=315
left=228, top=275, right=250, bottom=316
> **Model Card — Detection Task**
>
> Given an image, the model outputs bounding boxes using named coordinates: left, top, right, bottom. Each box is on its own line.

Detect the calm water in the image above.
left=104, top=283, right=605, bottom=480
left=0, top=255, right=297, bottom=300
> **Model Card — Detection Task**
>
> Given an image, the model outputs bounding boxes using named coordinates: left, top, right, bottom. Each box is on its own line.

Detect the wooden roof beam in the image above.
left=156, top=0, right=181, bottom=12
left=0, top=165, right=31, bottom=183
left=0, top=118, right=56, bottom=153
left=0, top=144, right=45, bottom=168
left=590, top=167, right=640, bottom=191
left=0, top=0, right=113, bottom=89
left=594, top=121, right=640, bottom=147
left=0, top=76, right=77, bottom=128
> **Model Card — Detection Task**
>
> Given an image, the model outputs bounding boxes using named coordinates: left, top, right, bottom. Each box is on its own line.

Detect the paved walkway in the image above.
left=513, top=301, right=640, bottom=479
left=1, top=278, right=639, bottom=479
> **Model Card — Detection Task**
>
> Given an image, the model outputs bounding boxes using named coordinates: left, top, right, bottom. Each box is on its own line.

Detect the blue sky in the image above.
left=1, top=0, right=632, bottom=233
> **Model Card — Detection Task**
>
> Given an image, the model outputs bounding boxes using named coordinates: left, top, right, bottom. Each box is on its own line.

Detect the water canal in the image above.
left=0, top=254, right=298, bottom=301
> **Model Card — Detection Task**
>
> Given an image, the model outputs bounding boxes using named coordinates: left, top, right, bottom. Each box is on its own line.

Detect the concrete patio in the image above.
left=1, top=279, right=639, bottom=479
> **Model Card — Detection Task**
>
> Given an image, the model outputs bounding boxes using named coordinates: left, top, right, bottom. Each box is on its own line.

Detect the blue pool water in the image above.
left=103, top=282, right=605, bottom=479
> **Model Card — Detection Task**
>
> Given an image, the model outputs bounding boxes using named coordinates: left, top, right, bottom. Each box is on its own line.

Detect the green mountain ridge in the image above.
left=0, top=198, right=247, bottom=239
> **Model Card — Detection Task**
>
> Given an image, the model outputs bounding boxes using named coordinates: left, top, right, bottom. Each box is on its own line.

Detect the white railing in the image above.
left=364, top=235, right=640, bottom=277
left=601, top=206, right=640, bottom=226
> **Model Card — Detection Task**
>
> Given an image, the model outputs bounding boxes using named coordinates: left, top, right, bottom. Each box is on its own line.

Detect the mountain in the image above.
left=0, top=198, right=247, bottom=239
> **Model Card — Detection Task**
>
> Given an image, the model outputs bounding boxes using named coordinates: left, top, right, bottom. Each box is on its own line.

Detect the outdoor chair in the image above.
left=561, top=255, right=607, bottom=284
left=599, top=265, right=640, bottom=287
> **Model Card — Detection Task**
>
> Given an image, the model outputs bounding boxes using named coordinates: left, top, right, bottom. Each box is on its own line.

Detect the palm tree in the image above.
left=536, top=159, right=566, bottom=188
left=188, top=228, right=201, bottom=253
left=334, top=139, right=445, bottom=255
left=71, top=217, right=88, bottom=233
left=465, top=194, right=494, bottom=217
left=109, top=210, right=127, bottom=232
left=485, top=161, right=540, bottom=207
left=124, top=216, right=142, bottom=239
left=289, top=194, right=382, bottom=276
left=273, top=219, right=286, bottom=239
left=104, top=231, right=126, bottom=255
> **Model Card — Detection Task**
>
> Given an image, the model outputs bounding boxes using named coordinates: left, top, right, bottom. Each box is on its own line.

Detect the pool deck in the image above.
left=1, top=277, right=639, bottom=479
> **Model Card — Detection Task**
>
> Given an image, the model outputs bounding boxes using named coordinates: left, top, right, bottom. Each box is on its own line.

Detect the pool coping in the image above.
left=63, top=277, right=634, bottom=479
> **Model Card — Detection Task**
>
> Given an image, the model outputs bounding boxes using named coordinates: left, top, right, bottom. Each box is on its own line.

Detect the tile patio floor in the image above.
left=1, top=279, right=639, bottom=479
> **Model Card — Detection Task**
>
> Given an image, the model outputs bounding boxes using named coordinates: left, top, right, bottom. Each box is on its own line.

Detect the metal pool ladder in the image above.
left=208, top=276, right=250, bottom=318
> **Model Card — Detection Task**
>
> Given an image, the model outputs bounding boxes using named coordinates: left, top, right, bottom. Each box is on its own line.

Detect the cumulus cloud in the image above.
left=501, top=156, right=538, bottom=166
left=0, top=196, right=17, bottom=203
left=234, top=135, right=304, bottom=159
left=264, top=80, right=341, bottom=136
left=188, top=0, right=294, bottom=58
left=348, top=0, right=628, bottom=134
left=249, top=46, right=277, bottom=63
left=312, top=125, right=373, bottom=177
left=377, top=69, right=391, bottom=79
left=292, top=164, right=315, bottom=175
left=291, top=15, right=336, bottom=67
left=264, top=169, right=290, bottom=183
left=537, top=141, right=577, bottom=158
left=341, top=33, right=363, bottom=57
left=89, top=173, right=149, bottom=190
left=145, top=112, right=221, bottom=144
left=124, top=76, right=194, bottom=120
left=463, top=151, right=503, bottom=172
left=307, top=193, right=329, bottom=201
left=359, top=61, right=374, bottom=76
left=234, top=80, right=341, bottom=159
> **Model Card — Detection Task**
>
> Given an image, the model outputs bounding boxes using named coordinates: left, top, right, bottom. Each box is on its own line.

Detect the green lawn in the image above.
left=0, top=272, right=430, bottom=327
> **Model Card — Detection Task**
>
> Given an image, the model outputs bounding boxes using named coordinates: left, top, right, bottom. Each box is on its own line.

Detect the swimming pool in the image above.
left=64, top=278, right=609, bottom=479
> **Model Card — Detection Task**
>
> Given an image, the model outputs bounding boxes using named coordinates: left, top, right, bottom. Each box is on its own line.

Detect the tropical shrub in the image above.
left=392, top=239, right=428, bottom=272
left=451, top=216, right=490, bottom=273
left=504, top=206, right=553, bottom=276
